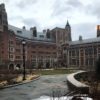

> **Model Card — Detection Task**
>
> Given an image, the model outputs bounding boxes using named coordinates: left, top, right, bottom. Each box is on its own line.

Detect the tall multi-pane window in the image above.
left=72, top=50, right=75, bottom=56
left=9, top=54, right=14, bottom=61
left=76, top=50, right=79, bottom=56
left=89, top=58, right=93, bottom=65
left=85, top=48, right=88, bottom=55
left=94, top=47, right=97, bottom=55
left=72, top=59, right=76, bottom=65
left=85, top=59, right=88, bottom=66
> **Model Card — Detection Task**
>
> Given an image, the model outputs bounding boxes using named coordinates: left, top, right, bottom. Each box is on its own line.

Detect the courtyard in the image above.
left=0, top=74, right=69, bottom=100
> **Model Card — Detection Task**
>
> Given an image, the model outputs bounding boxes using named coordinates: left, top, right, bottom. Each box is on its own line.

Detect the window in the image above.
left=85, top=59, right=88, bottom=65
left=88, top=47, right=93, bottom=55
left=9, top=54, right=14, bottom=61
left=94, top=47, right=97, bottom=54
left=69, top=51, right=71, bottom=56
left=9, top=40, right=14, bottom=45
left=16, top=56, right=21, bottom=59
left=72, top=50, right=75, bottom=56
left=80, top=57, right=84, bottom=65
left=39, top=35, right=44, bottom=38
left=98, top=47, right=100, bottom=53
left=16, top=42, right=20, bottom=46
left=76, top=50, right=79, bottom=56
left=9, top=47, right=14, bottom=52
left=0, top=15, right=2, bottom=24
left=89, top=58, right=93, bottom=65
left=9, top=55, right=13, bottom=58
left=85, top=48, right=88, bottom=55
left=17, top=30, right=22, bottom=34
left=32, top=51, right=36, bottom=53
left=16, top=49, right=21, bottom=52
left=72, top=59, right=76, bottom=65
left=77, top=60, right=79, bottom=65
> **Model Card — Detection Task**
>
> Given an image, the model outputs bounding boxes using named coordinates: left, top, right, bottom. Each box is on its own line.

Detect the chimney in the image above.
left=30, top=26, right=37, bottom=37
left=30, top=27, right=36, bottom=31
left=46, top=29, right=51, bottom=38
left=43, top=29, right=46, bottom=33
left=79, top=35, right=82, bottom=41
left=97, top=25, right=100, bottom=37
left=22, top=26, right=26, bottom=30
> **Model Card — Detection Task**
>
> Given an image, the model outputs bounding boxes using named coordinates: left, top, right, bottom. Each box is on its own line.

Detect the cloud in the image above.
left=17, top=0, right=38, bottom=9
left=72, top=22, right=96, bottom=40
left=67, top=0, right=83, bottom=8
left=52, top=0, right=84, bottom=17
left=22, top=18, right=40, bottom=30
left=85, top=1, right=100, bottom=20
left=80, top=0, right=100, bottom=23
left=52, top=0, right=71, bottom=17
left=0, top=0, right=99, bottom=40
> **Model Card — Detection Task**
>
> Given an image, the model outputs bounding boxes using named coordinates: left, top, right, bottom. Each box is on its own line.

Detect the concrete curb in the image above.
left=67, top=71, right=89, bottom=94
left=0, top=75, right=40, bottom=89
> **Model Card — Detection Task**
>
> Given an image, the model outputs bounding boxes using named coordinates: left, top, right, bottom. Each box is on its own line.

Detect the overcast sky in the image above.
left=1, top=0, right=100, bottom=40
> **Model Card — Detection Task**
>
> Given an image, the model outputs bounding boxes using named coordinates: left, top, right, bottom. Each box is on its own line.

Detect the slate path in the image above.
left=0, top=74, right=69, bottom=100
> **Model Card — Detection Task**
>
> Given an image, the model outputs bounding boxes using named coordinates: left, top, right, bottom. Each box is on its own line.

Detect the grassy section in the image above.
left=32, top=69, right=75, bottom=75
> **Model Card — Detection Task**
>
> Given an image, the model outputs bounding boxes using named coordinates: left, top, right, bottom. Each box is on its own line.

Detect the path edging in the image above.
left=0, top=75, right=40, bottom=89
left=67, top=71, right=89, bottom=94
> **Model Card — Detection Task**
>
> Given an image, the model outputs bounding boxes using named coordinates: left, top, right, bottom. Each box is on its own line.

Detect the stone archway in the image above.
left=9, top=63, right=14, bottom=70
left=38, top=62, right=43, bottom=69
left=46, top=62, right=50, bottom=68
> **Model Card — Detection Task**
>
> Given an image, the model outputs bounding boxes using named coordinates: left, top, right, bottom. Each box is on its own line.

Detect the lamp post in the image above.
left=22, top=39, right=26, bottom=80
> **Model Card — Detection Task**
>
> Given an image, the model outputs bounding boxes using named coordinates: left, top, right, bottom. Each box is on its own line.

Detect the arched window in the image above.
left=9, top=64, right=14, bottom=70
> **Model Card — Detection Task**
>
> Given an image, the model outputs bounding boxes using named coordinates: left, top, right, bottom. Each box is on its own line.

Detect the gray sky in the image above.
left=1, top=0, right=100, bottom=40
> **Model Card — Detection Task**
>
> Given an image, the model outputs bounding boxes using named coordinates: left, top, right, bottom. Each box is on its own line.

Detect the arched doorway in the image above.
left=38, top=62, right=43, bottom=69
left=46, top=62, right=50, bottom=68
left=9, top=64, right=14, bottom=70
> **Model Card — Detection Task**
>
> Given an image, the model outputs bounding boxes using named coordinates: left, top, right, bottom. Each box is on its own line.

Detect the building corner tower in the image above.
left=65, top=20, right=72, bottom=41
left=0, top=3, right=8, bottom=32
left=97, top=25, right=100, bottom=37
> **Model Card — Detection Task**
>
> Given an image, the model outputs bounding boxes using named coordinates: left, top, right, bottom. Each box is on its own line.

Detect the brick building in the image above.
left=1, top=3, right=100, bottom=71
left=62, top=25, right=100, bottom=70
left=51, top=22, right=72, bottom=67
left=0, top=3, right=71, bottom=70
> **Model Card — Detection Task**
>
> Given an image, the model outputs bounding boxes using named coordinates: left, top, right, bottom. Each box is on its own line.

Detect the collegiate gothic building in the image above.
left=62, top=25, right=100, bottom=70
left=0, top=3, right=71, bottom=70
left=1, top=3, right=99, bottom=71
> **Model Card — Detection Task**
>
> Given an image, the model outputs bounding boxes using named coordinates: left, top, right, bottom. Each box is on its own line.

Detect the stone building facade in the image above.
left=51, top=21, right=72, bottom=67
left=62, top=25, right=100, bottom=70
left=1, top=3, right=100, bottom=70
left=0, top=3, right=71, bottom=70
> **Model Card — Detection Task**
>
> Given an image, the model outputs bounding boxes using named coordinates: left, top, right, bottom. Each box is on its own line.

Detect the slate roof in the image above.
left=68, top=37, right=100, bottom=45
left=8, top=25, right=53, bottom=42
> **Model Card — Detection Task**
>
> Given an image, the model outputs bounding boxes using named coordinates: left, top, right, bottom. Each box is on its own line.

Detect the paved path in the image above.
left=0, top=74, right=69, bottom=100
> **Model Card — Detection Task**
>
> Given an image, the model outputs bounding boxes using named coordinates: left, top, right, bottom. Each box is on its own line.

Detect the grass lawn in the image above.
left=32, top=69, right=75, bottom=75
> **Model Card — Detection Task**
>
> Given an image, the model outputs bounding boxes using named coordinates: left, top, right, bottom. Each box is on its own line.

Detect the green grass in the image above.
left=32, top=69, right=75, bottom=75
